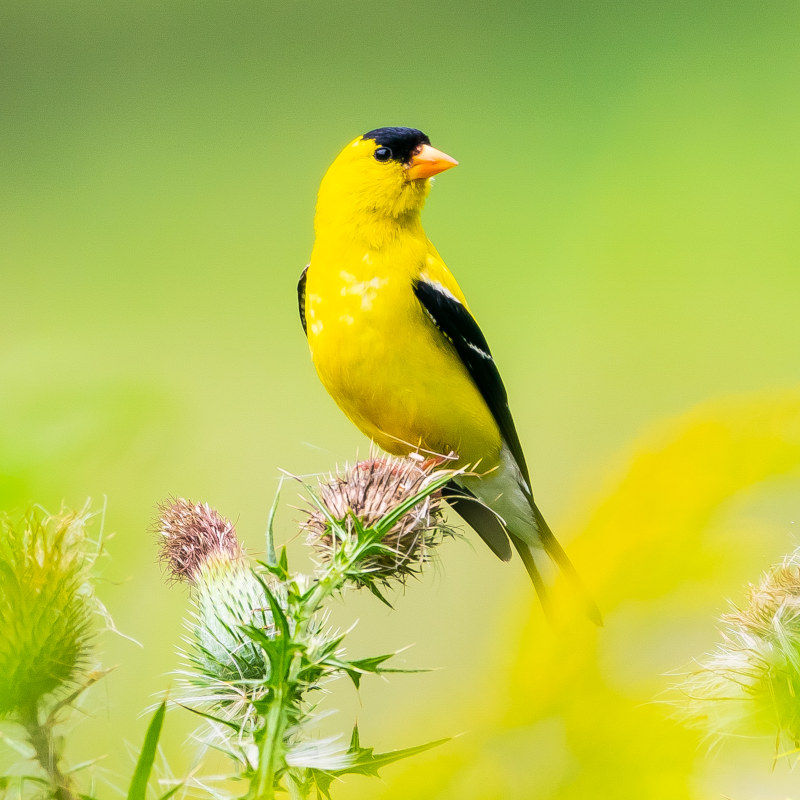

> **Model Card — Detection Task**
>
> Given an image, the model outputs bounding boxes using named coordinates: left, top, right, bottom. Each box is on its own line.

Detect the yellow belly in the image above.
left=305, top=244, right=502, bottom=470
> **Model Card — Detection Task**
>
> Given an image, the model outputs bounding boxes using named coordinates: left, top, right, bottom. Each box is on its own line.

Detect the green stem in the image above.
left=301, top=524, right=381, bottom=617
left=20, top=701, right=77, bottom=800
left=301, top=571, right=339, bottom=619
left=248, top=524, right=385, bottom=799
left=252, top=685, right=286, bottom=800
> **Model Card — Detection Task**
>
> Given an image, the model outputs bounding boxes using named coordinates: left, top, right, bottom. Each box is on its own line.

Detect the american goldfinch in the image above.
left=299, top=126, right=600, bottom=624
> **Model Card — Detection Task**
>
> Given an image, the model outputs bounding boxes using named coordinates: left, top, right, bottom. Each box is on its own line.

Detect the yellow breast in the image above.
left=305, top=231, right=502, bottom=469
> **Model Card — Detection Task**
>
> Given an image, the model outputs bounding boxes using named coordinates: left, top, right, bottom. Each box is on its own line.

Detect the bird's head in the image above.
left=315, top=127, right=458, bottom=232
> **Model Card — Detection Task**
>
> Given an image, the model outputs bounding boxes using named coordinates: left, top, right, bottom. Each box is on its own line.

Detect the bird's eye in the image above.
left=374, top=147, right=393, bottom=162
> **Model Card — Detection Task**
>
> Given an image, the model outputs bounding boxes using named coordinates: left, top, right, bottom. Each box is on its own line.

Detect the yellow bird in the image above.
left=299, top=126, right=600, bottom=624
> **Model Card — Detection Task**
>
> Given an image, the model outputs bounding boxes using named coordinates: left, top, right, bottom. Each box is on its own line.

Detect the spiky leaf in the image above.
left=310, top=728, right=449, bottom=795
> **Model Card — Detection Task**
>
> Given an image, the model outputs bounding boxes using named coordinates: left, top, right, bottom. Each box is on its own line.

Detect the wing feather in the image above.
left=298, top=264, right=309, bottom=336
left=441, top=482, right=512, bottom=561
left=412, top=278, right=531, bottom=486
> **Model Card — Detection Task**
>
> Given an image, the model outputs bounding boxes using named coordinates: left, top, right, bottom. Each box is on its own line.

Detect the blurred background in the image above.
left=2, top=1, right=800, bottom=797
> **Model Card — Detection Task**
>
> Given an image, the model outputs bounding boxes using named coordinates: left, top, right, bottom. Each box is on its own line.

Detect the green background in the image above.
left=3, top=1, right=800, bottom=797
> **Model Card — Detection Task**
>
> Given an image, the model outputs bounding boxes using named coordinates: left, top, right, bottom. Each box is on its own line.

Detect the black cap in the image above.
left=362, top=127, right=431, bottom=164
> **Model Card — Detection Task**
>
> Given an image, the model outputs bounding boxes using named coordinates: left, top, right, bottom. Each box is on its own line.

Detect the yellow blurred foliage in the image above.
left=357, top=391, right=800, bottom=799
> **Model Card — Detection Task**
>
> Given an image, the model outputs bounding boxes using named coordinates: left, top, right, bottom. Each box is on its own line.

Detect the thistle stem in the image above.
left=249, top=529, right=379, bottom=799
left=301, top=525, right=381, bottom=617
left=20, top=701, right=77, bottom=800
left=251, top=685, right=288, bottom=800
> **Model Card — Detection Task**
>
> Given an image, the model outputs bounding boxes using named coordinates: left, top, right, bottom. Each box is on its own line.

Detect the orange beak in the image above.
left=406, top=144, right=459, bottom=180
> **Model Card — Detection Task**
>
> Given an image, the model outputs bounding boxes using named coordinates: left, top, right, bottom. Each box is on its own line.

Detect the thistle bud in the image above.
left=0, top=508, right=96, bottom=718
left=676, top=546, right=800, bottom=748
left=156, top=499, right=275, bottom=710
left=303, top=456, right=452, bottom=586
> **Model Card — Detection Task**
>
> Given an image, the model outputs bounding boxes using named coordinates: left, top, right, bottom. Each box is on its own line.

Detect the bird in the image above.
left=298, top=126, right=600, bottom=625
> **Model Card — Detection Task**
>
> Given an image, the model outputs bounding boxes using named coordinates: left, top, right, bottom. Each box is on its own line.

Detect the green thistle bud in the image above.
left=0, top=507, right=96, bottom=718
left=191, top=555, right=276, bottom=688
left=156, top=499, right=275, bottom=713
left=676, top=546, right=800, bottom=748
left=303, top=456, right=453, bottom=587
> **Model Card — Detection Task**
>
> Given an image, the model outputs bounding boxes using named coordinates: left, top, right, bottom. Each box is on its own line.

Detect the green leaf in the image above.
left=157, top=782, right=185, bottom=800
left=309, top=770, right=336, bottom=798
left=302, top=485, right=341, bottom=529
left=10, top=776, right=49, bottom=787
left=343, top=729, right=449, bottom=777
left=279, top=546, right=289, bottom=574
left=322, top=652, right=421, bottom=689
left=373, top=472, right=453, bottom=536
left=348, top=725, right=361, bottom=750
left=348, top=653, right=400, bottom=673
left=363, top=580, right=394, bottom=608
left=127, top=701, right=166, bottom=800
left=258, top=559, right=289, bottom=581
left=252, top=573, right=290, bottom=640
left=284, top=769, right=318, bottom=800
left=347, top=510, right=367, bottom=537
left=241, top=623, right=287, bottom=678
left=309, top=729, right=449, bottom=795
left=264, top=483, right=282, bottom=567
left=65, top=756, right=108, bottom=775
left=173, top=701, right=242, bottom=733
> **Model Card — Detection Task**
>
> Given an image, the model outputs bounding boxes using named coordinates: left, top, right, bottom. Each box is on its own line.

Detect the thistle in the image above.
left=675, top=545, right=800, bottom=752
left=0, top=506, right=101, bottom=800
left=303, top=455, right=455, bottom=593
left=157, top=498, right=244, bottom=582
left=158, top=456, right=456, bottom=799
left=156, top=499, right=276, bottom=725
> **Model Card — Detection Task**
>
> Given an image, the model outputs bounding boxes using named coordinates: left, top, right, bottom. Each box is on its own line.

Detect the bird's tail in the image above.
left=513, top=504, right=603, bottom=627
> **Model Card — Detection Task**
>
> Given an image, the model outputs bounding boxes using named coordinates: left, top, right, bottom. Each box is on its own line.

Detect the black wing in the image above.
left=441, top=481, right=512, bottom=561
left=412, top=277, right=531, bottom=486
left=298, top=264, right=309, bottom=336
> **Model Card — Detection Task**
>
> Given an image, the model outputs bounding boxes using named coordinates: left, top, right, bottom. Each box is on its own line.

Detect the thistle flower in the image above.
left=157, top=471, right=452, bottom=799
left=675, top=546, right=800, bottom=749
left=155, top=499, right=275, bottom=719
left=157, top=498, right=243, bottom=583
left=302, top=456, right=454, bottom=587
left=0, top=507, right=97, bottom=718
